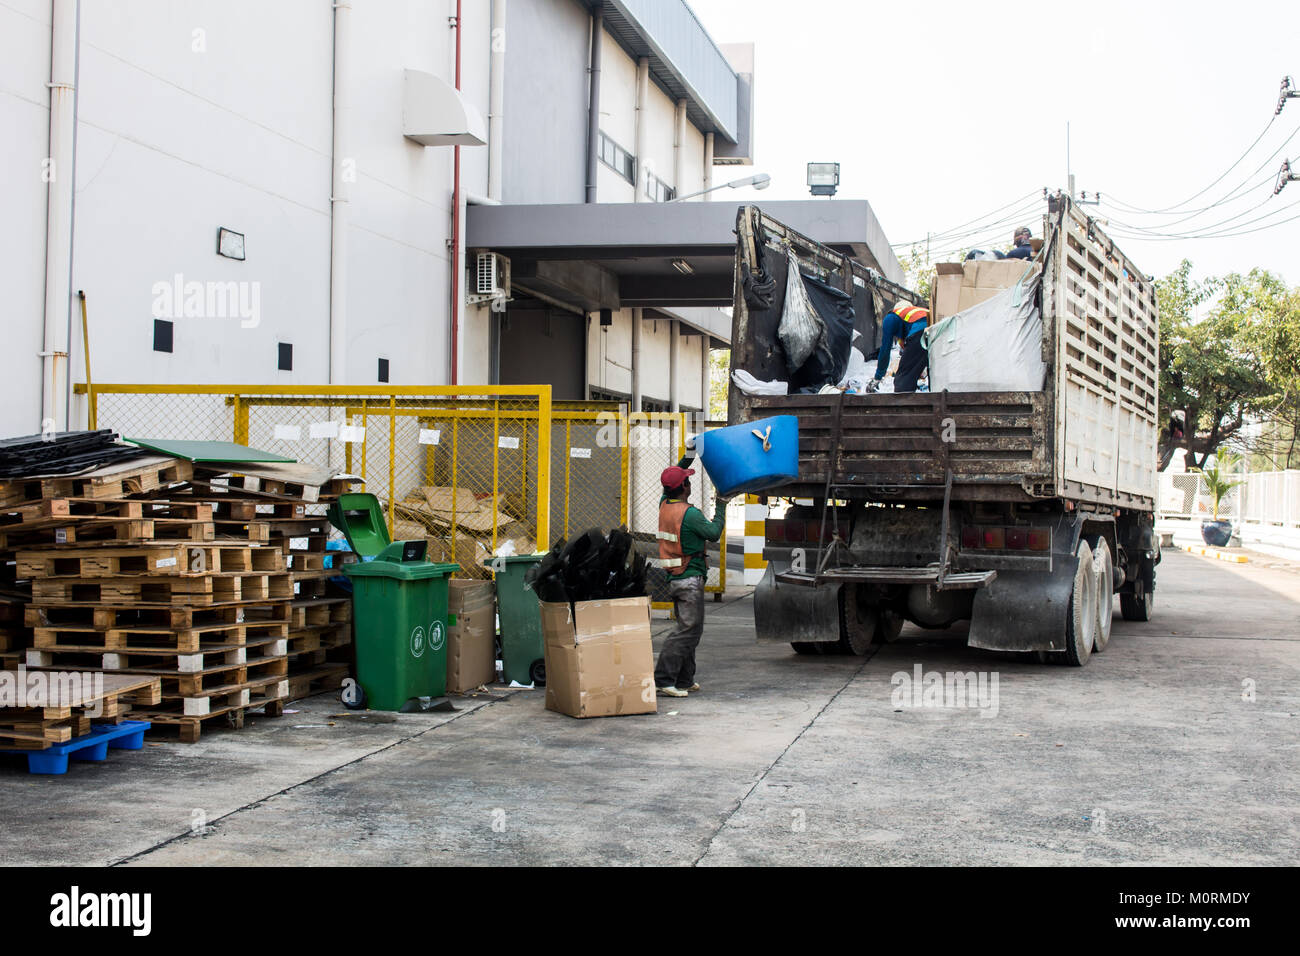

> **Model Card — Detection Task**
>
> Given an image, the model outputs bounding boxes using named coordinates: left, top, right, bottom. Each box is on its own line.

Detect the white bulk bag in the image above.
left=923, top=268, right=1046, bottom=392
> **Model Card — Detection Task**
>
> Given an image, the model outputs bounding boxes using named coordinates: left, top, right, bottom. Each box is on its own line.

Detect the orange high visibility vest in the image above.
left=892, top=305, right=930, bottom=346
left=657, top=499, right=696, bottom=578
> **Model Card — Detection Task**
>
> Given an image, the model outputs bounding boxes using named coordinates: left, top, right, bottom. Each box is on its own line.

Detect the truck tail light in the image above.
left=962, top=525, right=1050, bottom=551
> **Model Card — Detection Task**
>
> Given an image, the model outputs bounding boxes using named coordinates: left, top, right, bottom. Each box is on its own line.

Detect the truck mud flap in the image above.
left=753, top=562, right=842, bottom=645
left=967, top=558, right=1079, bottom=653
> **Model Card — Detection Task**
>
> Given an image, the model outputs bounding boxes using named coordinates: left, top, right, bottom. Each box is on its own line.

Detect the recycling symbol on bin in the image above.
left=429, top=620, right=446, bottom=653
left=410, top=625, right=427, bottom=659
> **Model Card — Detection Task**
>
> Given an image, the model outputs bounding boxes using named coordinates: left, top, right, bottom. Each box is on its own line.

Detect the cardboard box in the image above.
left=540, top=597, right=656, bottom=719
left=931, top=259, right=1037, bottom=322
left=428, top=534, right=492, bottom=579
left=446, top=579, right=497, bottom=693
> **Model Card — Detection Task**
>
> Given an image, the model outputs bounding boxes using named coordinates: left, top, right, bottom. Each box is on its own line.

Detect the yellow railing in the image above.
left=75, top=384, right=725, bottom=597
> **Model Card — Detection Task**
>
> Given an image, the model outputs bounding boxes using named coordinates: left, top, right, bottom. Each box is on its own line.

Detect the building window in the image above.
left=277, top=343, right=293, bottom=371
left=589, top=388, right=630, bottom=405
left=644, top=171, right=676, bottom=203
left=153, top=319, right=173, bottom=353
left=377, top=358, right=390, bottom=383
left=598, top=131, right=635, bottom=185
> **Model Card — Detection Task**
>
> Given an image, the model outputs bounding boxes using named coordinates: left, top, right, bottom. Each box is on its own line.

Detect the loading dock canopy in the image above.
left=466, top=199, right=903, bottom=344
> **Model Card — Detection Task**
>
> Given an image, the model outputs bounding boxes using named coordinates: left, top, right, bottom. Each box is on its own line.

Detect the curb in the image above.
left=1182, top=544, right=1249, bottom=563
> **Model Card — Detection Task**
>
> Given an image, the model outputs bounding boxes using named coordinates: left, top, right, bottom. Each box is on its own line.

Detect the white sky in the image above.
left=689, top=0, right=1300, bottom=283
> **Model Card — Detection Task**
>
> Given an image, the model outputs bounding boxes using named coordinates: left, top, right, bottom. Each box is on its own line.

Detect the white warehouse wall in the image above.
left=0, top=0, right=54, bottom=436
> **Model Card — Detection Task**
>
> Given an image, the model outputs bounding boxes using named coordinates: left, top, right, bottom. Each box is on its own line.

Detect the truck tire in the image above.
left=1064, top=540, right=1097, bottom=667
left=1091, top=538, right=1114, bottom=653
left=1120, top=570, right=1155, bottom=621
left=791, top=641, right=836, bottom=655
left=838, top=585, right=877, bottom=656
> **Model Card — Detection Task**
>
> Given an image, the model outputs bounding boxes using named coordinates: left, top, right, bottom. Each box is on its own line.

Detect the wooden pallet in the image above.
left=32, top=572, right=293, bottom=606
left=286, top=663, right=349, bottom=702
left=288, top=597, right=351, bottom=630
left=0, top=456, right=194, bottom=507
left=0, top=671, right=162, bottom=749
left=25, top=598, right=292, bottom=631
left=134, top=675, right=288, bottom=742
left=16, top=542, right=284, bottom=579
left=29, top=633, right=286, bottom=675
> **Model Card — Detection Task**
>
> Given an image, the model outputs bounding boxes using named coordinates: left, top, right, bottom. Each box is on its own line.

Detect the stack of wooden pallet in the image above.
left=2, top=454, right=358, bottom=742
left=0, top=671, right=162, bottom=774
left=151, top=462, right=358, bottom=702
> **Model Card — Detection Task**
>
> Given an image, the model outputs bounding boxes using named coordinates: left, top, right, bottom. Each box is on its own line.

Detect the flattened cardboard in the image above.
left=931, top=259, right=1036, bottom=322
left=446, top=579, right=497, bottom=693
left=540, top=597, right=656, bottom=719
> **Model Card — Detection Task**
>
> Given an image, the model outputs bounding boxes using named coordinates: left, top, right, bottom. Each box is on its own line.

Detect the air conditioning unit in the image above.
left=469, top=251, right=510, bottom=305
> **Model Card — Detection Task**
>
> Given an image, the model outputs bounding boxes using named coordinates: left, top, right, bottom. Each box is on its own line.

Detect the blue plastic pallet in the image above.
left=17, top=720, right=150, bottom=775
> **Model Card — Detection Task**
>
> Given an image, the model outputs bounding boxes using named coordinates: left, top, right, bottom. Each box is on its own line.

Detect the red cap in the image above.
left=660, top=465, right=695, bottom=488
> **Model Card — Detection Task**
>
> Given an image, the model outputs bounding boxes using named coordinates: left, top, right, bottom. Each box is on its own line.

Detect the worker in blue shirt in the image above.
left=1005, top=226, right=1034, bottom=260
left=864, top=301, right=929, bottom=394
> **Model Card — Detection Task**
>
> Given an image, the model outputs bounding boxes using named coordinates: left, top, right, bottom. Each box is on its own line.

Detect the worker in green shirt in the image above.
left=653, top=465, right=730, bottom=698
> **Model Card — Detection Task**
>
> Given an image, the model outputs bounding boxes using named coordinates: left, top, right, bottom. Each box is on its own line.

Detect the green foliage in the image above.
left=708, top=346, right=730, bottom=420
left=1192, top=452, right=1244, bottom=520
left=1156, top=261, right=1284, bottom=469
left=901, top=244, right=933, bottom=302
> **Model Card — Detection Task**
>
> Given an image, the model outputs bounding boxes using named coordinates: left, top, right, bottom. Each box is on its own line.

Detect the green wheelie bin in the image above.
left=486, top=553, right=546, bottom=686
left=343, top=540, right=459, bottom=710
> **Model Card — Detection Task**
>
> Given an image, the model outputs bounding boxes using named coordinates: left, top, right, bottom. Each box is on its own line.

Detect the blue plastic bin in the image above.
left=697, top=415, right=799, bottom=497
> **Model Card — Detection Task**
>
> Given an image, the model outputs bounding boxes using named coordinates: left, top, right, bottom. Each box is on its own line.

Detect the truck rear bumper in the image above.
left=776, top=567, right=996, bottom=589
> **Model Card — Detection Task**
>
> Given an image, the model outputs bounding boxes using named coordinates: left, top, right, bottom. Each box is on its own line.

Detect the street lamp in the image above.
left=668, top=172, right=771, bottom=203
left=807, top=162, right=839, bottom=197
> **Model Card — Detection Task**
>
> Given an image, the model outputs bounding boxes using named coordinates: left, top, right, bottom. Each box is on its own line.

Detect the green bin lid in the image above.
left=343, top=540, right=459, bottom=581
left=344, top=559, right=460, bottom=581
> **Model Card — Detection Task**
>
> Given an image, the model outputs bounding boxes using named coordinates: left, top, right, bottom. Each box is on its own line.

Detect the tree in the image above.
left=901, top=243, right=933, bottom=302
left=708, top=346, right=730, bottom=420
left=1156, top=261, right=1276, bottom=469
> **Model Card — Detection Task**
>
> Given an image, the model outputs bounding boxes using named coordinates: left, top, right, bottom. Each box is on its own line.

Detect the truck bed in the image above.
left=748, top=390, right=1051, bottom=502
left=729, top=201, right=1158, bottom=512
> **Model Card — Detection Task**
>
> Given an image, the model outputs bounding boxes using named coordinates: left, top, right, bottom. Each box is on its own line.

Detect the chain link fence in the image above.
left=78, top=386, right=727, bottom=597
left=1158, top=469, right=1300, bottom=528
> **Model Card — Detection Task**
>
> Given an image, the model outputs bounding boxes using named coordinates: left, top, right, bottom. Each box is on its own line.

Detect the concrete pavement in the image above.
left=1, top=548, right=1296, bottom=866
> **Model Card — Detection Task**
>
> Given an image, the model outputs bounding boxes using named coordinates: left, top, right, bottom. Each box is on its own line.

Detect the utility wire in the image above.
left=889, top=189, right=1040, bottom=248
left=1104, top=112, right=1278, bottom=214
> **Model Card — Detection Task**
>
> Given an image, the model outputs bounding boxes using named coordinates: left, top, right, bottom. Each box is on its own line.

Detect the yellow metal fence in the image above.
left=77, top=385, right=724, bottom=597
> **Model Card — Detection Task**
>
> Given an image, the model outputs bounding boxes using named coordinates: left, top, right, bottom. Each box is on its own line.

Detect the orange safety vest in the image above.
left=657, top=499, right=702, bottom=578
left=892, top=305, right=930, bottom=345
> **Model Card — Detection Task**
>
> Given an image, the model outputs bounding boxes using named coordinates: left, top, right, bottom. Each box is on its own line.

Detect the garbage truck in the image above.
left=727, top=195, right=1160, bottom=665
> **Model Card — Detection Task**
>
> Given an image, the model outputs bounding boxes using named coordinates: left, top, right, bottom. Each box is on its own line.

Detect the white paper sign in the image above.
left=569, top=447, right=592, bottom=459
left=419, top=429, right=442, bottom=446
left=498, top=436, right=520, bottom=449
left=274, top=424, right=302, bottom=442
left=309, top=421, right=340, bottom=439
left=154, top=557, right=178, bottom=569
left=339, top=425, right=366, bottom=443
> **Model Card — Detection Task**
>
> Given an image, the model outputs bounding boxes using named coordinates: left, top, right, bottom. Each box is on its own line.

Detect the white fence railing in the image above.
left=1158, top=469, right=1300, bottom=527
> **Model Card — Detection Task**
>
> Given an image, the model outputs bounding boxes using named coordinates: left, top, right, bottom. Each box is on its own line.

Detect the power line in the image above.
left=889, top=189, right=1041, bottom=248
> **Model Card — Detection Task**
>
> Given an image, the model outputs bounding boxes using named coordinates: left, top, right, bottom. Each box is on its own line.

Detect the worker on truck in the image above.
left=865, top=301, right=930, bottom=394
left=654, top=465, right=729, bottom=698
left=1005, top=226, right=1034, bottom=260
